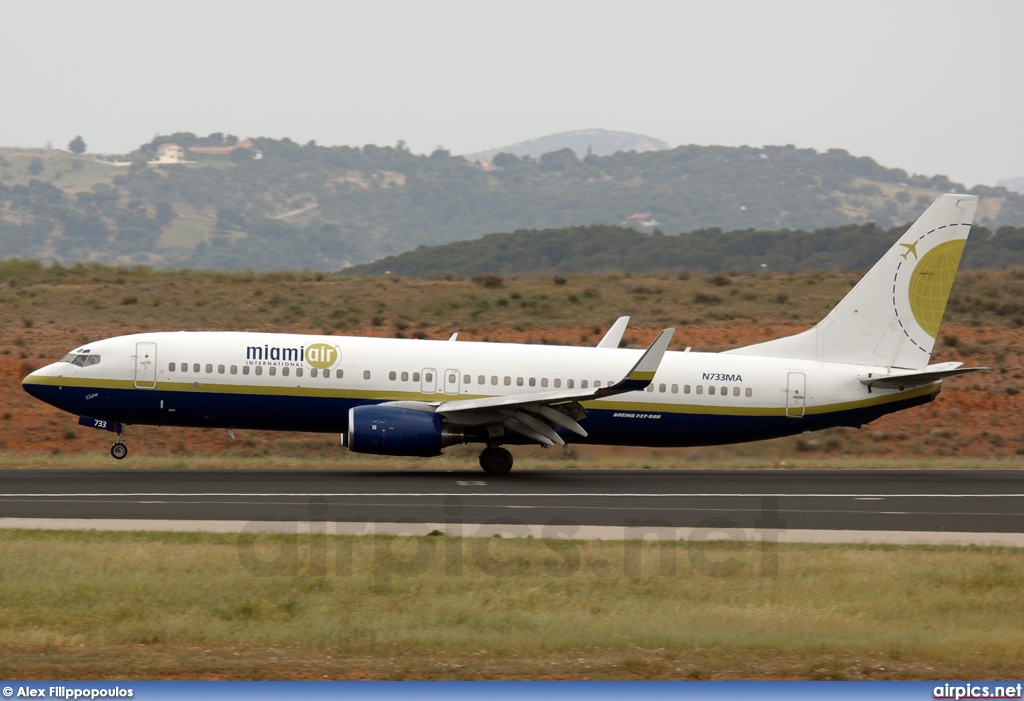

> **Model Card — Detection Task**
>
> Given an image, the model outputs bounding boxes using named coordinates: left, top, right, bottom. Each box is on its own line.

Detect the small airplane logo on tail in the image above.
left=899, top=242, right=919, bottom=261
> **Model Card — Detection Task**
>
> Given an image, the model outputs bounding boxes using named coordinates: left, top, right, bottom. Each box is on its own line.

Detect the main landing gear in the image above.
left=110, top=427, right=128, bottom=460
left=479, top=445, right=513, bottom=475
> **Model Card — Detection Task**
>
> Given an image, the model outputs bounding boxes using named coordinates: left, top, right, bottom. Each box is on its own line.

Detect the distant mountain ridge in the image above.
left=998, top=176, right=1024, bottom=194
left=1, top=133, right=1023, bottom=271
left=464, top=129, right=670, bottom=161
left=343, top=221, right=1024, bottom=277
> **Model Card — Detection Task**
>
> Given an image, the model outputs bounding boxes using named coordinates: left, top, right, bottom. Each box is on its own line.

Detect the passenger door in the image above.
left=786, top=372, right=806, bottom=418
left=134, top=342, right=157, bottom=389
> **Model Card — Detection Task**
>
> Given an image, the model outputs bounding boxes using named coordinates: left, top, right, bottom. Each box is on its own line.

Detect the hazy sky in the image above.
left=2, top=0, right=1020, bottom=187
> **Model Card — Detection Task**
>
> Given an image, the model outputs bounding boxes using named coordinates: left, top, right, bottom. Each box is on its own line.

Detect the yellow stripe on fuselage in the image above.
left=25, top=374, right=938, bottom=418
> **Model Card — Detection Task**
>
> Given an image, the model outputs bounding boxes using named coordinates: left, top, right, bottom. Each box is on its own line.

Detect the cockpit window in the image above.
left=63, top=354, right=101, bottom=367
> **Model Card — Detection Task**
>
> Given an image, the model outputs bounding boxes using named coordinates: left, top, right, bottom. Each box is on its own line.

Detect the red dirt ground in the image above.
left=3, top=322, right=1021, bottom=462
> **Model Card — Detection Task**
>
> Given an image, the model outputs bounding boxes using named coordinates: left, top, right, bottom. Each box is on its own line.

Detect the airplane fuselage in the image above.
left=23, top=331, right=937, bottom=448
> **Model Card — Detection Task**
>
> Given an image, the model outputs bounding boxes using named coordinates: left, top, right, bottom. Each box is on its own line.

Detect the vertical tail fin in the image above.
left=727, top=194, right=978, bottom=370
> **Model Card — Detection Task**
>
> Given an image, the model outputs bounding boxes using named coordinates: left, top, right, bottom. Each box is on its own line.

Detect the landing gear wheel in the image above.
left=110, top=443, right=128, bottom=460
left=479, top=446, right=513, bottom=475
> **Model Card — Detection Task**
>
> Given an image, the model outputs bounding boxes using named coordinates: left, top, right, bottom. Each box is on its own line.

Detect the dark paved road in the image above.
left=1, top=468, right=1022, bottom=533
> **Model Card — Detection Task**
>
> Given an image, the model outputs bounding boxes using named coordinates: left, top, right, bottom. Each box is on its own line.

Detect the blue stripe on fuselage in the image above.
left=24, top=382, right=938, bottom=448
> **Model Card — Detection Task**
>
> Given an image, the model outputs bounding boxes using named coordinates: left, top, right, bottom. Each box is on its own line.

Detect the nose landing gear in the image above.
left=110, top=427, right=128, bottom=460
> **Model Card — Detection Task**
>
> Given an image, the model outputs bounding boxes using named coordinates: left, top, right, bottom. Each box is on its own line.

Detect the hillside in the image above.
left=2, top=136, right=1023, bottom=271
left=344, top=221, right=1024, bottom=277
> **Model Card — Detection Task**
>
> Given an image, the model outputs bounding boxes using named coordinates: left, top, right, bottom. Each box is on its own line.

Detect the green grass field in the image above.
left=1, top=529, right=1023, bottom=679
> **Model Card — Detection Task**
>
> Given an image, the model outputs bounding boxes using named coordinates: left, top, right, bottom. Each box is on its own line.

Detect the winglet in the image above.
left=596, top=316, right=630, bottom=348
left=598, top=327, right=675, bottom=395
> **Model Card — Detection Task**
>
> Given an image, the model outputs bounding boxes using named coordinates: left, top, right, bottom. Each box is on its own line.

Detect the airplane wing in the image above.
left=382, top=328, right=675, bottom=449
left=596, top=316, right=630, bottom=348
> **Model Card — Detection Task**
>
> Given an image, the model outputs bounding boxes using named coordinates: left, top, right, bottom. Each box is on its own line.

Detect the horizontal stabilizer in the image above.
left=859, top=363, right=988, bottom=390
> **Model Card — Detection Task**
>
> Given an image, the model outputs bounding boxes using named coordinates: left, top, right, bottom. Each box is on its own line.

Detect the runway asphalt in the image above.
left=0, top=468, right=1021, bottom=534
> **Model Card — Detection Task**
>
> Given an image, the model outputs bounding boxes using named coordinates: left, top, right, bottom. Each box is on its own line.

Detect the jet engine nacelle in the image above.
left=346, top=405, right=464, bottom=457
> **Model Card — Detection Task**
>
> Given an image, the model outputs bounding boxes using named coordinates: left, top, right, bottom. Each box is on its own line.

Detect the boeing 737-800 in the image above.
left=22, top=195, right=984, bottom=474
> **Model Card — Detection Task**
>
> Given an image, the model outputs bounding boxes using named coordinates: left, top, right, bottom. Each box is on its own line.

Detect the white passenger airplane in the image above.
left=23, top=195, right=984, bottom=474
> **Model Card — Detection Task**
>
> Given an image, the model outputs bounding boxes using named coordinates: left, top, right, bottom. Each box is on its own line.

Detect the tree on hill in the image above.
left=68, top=136, right=86, bottom=155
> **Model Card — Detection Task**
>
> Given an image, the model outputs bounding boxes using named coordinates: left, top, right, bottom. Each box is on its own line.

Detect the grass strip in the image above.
left=1, top=529, right=1023, bottom=679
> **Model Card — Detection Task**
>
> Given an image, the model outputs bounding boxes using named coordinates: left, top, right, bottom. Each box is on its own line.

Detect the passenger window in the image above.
left=745, top=387, right=753, bottom=397
left=311, top=368, right=318, bottom=378
left=363, top=370, right=371, bottom=380
left=295, top=367, right=303, bottom=377
left=205, top=364, right=213, bottom=374
left=425, top=372, right=432, bottom=383
left=193, top=363, right=200, bottom=373
left=324, top=369, right=331, bottom=378
left=733, top=386, right=740, bottom=397
left=243, top=366, right=250, bottom=375
left=230, top=365, right=237, bottom=374
left=671, top=384, right=678, bottom=393
left=504, top=376, right=511, bottom=386
left=169, top=362, right=176, bottom=372
left=554, top=379, right=561, bottom=388
left=282, top=367, right=289, bottom=377
left=336, top=369, right=342, bottom=378
left=516, top=377, right=524, bottom=386
left=659, top=383, right=666, bottom=393
left=218, top=365, right=225, bottom=374
left=696, top=385, right=703, bottom=395
left=464, top=374, right=470, bottom=384
left=449, top=373, right=457, bottom=384
left=255, top=366, right=263, bottom=376
left=541, top=378, right=548, bottom=388
left=269, top=367, right=276, bottom=376
left=581, top=380, right=588, bottom=389
left=646, top=384, right=654, bottom=392
left=684, top=384, right=691, bottom=394
left=567, top=379, right=574, bottom=389
left=413, top=372, right=420, bottom=382
left=402, top=372, right=409, bottom=381
left=491, top=376, right=498, bottom=385
left=389, top=371, right=397, bottom=381
left=708, top=386, right=715, bottom=395
left=478, top=375, right=485, bottom=385
left=529, top=378, right=536, bottom=387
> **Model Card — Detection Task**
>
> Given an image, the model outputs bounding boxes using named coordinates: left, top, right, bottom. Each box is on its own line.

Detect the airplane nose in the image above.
left=22, top=363, right=52, bottom=400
